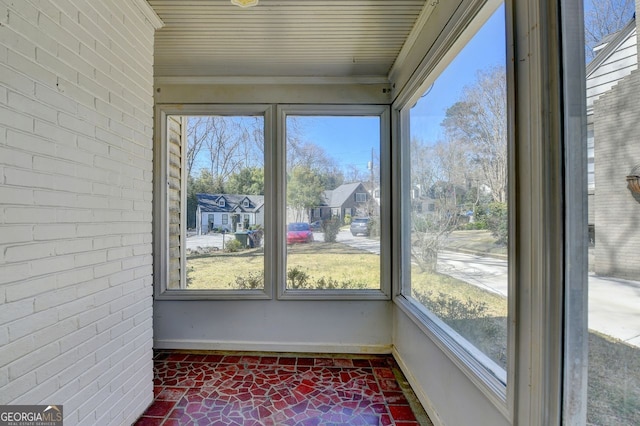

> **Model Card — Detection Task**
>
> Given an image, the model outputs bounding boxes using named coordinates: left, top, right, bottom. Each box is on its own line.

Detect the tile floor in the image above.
left=135, top=350, right=432, bottom=426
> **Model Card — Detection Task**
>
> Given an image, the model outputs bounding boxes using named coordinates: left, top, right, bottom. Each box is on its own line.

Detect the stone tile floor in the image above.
left=134, top=350, right=432, bottom=426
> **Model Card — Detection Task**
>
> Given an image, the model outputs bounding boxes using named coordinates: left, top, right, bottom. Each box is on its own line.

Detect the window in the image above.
left=155, top=104, right=389, bottom=299
left=398, top=2, right=509, bottom=389
left=154, top=106, right=269, bottom=297
left=281, top=106, right=389, bottom=297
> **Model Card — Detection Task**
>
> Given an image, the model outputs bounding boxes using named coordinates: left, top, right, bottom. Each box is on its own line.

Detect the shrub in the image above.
left=225, top=238, right=243, bottom=252
left=232, top=271, right=264, bottom=289
left=322, top=217, right=341, bottom=242
left=344, top=213, right=352, bottom=225
left=287, top=266, right=309, bottom=288
left=413, top=289, right=504, bottom=365
left=286, top=267, right=368, bottom=290
left=486, top=202, right=508, bottom=245
left=367, top=217, right=380, bottom=237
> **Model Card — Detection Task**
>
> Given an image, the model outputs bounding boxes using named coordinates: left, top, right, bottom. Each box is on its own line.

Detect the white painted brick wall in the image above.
left=0, top=0, right=161, bottom=424
left=594, top=68, right=640, bottom=279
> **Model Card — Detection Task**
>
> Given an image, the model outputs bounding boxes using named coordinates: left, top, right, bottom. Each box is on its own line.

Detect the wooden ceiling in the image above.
left=147, top=0, right=429, bottom=80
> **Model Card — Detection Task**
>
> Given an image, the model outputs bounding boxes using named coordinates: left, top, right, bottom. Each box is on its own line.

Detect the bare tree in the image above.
left=441, top=66, right=507, bottom=203
left=584, top=0, right=635, bottom=62
left=186, top=117, right=210, bottom=176
left=410, top=137, right=468, bottom=272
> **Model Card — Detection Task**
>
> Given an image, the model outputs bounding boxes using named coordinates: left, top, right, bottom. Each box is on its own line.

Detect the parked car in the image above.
left=350, top=217, right=370, bottom=236
left=310, top=220, right=322, bottom=231
left=287, top=222, right=314, bottom=244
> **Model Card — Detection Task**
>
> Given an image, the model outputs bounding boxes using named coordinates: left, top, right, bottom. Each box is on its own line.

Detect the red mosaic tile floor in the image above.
left=135, top=351, right=431, bottom=426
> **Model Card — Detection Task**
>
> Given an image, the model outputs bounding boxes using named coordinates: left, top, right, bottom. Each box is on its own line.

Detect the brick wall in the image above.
left=593, top=68, right=640, bottom=279
left=0, top=0, right=161, bottom=424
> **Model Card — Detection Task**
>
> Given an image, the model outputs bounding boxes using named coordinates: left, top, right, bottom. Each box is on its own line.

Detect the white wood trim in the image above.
left=132, top=0, right=164, bottom=29
left=388, top=1, right=439, bottom=79
left=275, top=104, right=392, bottom=301
left=153, top=339, right=392, bottom=354
left=154, top=104, right=274, bottom=300
left=154, top=76, right=390, bottom=86
left=392, top=347, right=444, bottom=426
left=394, top=297, right=509, bottom=417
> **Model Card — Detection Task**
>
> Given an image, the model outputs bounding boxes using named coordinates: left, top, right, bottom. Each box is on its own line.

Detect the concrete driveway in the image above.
left=434, top=250, right=640, bottom=348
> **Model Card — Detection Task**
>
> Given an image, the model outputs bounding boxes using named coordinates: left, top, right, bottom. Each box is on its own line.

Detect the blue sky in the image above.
left=301, top=4, right=507, bottom=175
left=291, top=116, right=380, bottom=171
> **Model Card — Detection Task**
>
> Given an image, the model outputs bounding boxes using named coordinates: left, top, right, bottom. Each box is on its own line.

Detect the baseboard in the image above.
left=153, top=339, right=392, bottom=355
left=392, top=347, right=444, bottom=426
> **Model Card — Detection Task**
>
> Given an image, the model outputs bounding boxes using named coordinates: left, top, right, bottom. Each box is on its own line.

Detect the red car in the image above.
left=287, top=222, right=314, bottom=244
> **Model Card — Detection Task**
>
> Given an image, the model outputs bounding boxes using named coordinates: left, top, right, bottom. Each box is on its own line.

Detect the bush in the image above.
left=367, top=217, right=380, bottom=237
left=344, top=213, right=352, bottom=225
left=413, top=289, right=505, bottom=365
left=486, top=202, right=508, bottom=245
left=224, top=238, right=243, bottom=253
left=322, top=217, right=341, bottom=242
left=287, top=266, right=310, bottom=288
left=232, top=271, right=264, bottom=289
left=286, top=266, right=367, bottom=290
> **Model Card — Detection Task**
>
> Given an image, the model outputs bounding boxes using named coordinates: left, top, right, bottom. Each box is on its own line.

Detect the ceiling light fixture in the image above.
left=231, top=0, right=259, bottom=7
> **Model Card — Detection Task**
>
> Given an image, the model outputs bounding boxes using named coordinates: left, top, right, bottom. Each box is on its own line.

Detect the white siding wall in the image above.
left=0, top=0, right=160, bottom=424
left=586, top=28, right=637, bottom=114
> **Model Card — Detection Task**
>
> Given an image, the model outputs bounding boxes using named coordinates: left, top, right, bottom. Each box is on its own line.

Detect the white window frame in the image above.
left=154, top=104, right=274, bottom=300
left=277, top=104, right=391, bottom=300
left=391, top=0, right=513, bottom=419
left=222, top=214, right=228, bottom=225
left=390, top=0, right=586, bottom=423
left=243, top=199, right=250, bottom=207
left=355, top=192, right=367, bottom=202
left=219, top=198, right=226, bottom=207
left=154, top=103, right=391, bottom=301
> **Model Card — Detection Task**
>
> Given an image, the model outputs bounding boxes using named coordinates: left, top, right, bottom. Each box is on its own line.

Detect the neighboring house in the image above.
left=196, top=193, right=265, bottom=235
left=586, top=17, right=637, bottom=234
left=588, top=16, right=640, bottom=279
left=299, top=182, right=375, bottom=224
left=410, top=184, right=436, bottom=215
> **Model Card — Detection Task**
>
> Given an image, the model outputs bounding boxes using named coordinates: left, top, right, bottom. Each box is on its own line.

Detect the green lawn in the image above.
left=186, top=241, right=380, bottom=290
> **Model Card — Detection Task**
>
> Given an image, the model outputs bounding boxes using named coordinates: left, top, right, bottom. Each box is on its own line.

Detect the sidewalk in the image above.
left=437, top=250, right=640, bottom=348
left=588, top=273, right=640, bottom=347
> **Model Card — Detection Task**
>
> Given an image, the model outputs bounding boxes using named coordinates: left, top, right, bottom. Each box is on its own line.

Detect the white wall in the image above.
left=393, top=309, right=510, bottom=426
left=154, top=299, right=392, bottom=353
left=0, top=0, right=160, bottom=424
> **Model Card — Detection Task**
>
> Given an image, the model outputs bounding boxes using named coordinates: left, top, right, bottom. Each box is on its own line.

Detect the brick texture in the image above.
left=593, top=68, right=640, bottom=279
left=0, top=0, right=159, bottom=424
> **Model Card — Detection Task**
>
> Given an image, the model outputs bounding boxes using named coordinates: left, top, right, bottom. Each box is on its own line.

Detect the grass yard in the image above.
left=187, top=248, right=265, bottom=289
left=444, top=230, right=507, bottom=257
left=588, top=332, right=640, bottom=425
left=411, top=266, right=508, bottom=367
left=186, top=241, right=380, bottom=290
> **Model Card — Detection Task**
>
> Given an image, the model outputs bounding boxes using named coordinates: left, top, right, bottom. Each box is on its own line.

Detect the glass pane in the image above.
left=285, top=115, right=381, bottom=290
left=406, top=5, right=508, bottom=376
left=584, top=1, right=640, bottom=423
left=177, top=115, right=265, bottom=290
